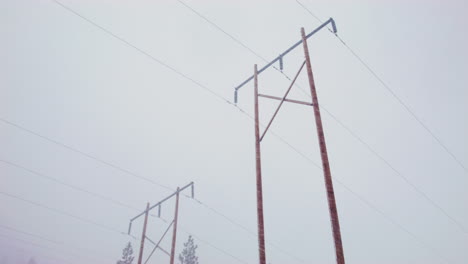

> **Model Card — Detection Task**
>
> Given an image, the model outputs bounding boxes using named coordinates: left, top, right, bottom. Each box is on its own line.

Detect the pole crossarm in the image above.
left=128, top=181, right=194, bottom=235
left=258, top=94, right=313, bottom=106
left=259, top=60, right=307, bottom=142
left=234, top=18, right=337, bottom=103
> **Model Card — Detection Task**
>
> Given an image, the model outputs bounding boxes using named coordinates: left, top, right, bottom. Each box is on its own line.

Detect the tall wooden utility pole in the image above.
left=301, top=27, right=345, bottom=264
left=137, top=202, right=150, bottom=264
left=253, top=64, right=267, bottom=264
left=234, top=19, right=345, bottom=264
left=169, top=187, right=180, bottom=264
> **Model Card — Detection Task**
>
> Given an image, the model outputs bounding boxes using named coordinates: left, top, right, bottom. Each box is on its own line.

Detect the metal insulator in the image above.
left=128, top=221, right=133, bottom=235
left=331, top=18, right=338, bottom=33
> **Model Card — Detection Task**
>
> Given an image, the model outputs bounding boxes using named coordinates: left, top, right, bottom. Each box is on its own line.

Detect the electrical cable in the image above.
left=179, top=0, right=468, bottom=236
left=0, top=224, right=112, bottom=263
left=0, top=165, right=255, bottom=264
left=1, top=1, right=455, bottom=263
left=0, top=159, right=139, bottom=212
left=0, top=190, right=124, bottom=235
left=156, top=214, right=253, bottom=264
left=0, top=233, right=78, bottom=264
left=295, top=0, right=467, bottom=175
left=295, top=0, right=467, bottom=234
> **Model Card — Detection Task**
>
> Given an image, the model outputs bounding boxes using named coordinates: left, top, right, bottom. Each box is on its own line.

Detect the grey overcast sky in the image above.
left=1, top=0, right=467, bottom=264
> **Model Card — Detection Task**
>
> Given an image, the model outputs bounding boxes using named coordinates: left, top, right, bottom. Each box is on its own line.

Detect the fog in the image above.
left=1, top=0, right=467, bottom=264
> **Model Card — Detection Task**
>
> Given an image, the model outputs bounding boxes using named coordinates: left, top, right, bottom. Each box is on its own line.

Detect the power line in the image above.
left=0, top=158, right=252, bottom=261
left=172, top=0, right=462, bottom=259
left=176, top=0, right=263, bottom=63
left=49, top=1, right=458, bottom=259
left=7, top=1, right=454, bottom=262
left=186, top=231, right=253, bottom=264
left=164, top=7, right=328, bottom=259
left=0, top=151, right=306, bottom=264
left=156, top=214, right=253, bottom=264
left=175, top=0, right=301, bottom=88
left=187, top=197, right=308, bottom=263
left=0, top=224, right=59, bottom=245
left=336, top=36, right=468, bottom=174
left=249, top=129, right=452, bottom=263
left=0, top=159, right=140, bottom=212
left=0, top=224, right=112, bottom=263
left=0, top=233, right=78, bottom=264
left=189, top=0, right=462, bottom=222
left=295, top=0, right=467, bottom=175
left=319, top=107, right=468, bottom=233
left=327, top=179, right=451, bottom=264
left=295, top=0, right=468, bottom=234
left=0, top=161, right=259, bottom=264
left=0, top=118, right=173, bottom=192
left=1, top=113, right=305, bottom=262
left=51, top=0, right=230, bottom=106
left=5, top=1, right=310, bottom=261
left=0, top=156, right=304, bottom=263
left=0, top=190, right=124, bottom=235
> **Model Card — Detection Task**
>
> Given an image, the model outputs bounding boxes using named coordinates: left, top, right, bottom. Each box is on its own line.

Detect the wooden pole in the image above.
left=169, top=188, right=180, bottom=264
left=137, top=203, right=150, bottom=264
left=254, top=64, right=267, bottom=264
left=301, top=27, right=345, bottom=264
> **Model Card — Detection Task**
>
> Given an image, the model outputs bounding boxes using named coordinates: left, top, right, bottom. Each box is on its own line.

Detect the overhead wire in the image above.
left=0, top=119, right=173, bottom=193
left=170, top=0, right=456, bottom=262
left=171, top=0, right=457, bottom=262
left=179, top=0, right=468, bottom=238
left=174, top=0, right=299, bottom=87
left=0, top=233, right=79, bottom=264
left=1, top=0, right=453, bottom=263
left=23, top=1, right=309, bottom=262
left=50, top=0, right=459, bottom=260
left=187, top=196, right=308, bottom=263
left=0, top=190, right=124, bottom=235
left=0, top=116, right=307, bottom=263
left=0, top=163, right=255, bottom=264
left=295, top=0, right=468, bottom=175
left=319, top=107, right=468, bottom=233
left=295, top=0, right=467, bottom=234
left=155, top=212, right=253, bottom=264
left=0, top=159, right=139, bottom=212
left=179, top=0, right=466, bottom=234
left=0, top=224, right=112, bottom=263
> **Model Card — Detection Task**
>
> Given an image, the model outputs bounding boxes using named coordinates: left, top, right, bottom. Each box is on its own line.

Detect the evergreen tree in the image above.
left=178, top=235, right=198, bottom=264
left=117, top=242, right=134, bottom=264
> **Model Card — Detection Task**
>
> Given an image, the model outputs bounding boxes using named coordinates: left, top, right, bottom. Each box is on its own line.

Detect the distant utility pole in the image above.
left=128, top=182, right=195, bottom=264
left=234, top=19, right=346, bottom=264
left=169, top=188, right=180, bottom=264
left=137, top=203, right=150, bottom=264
